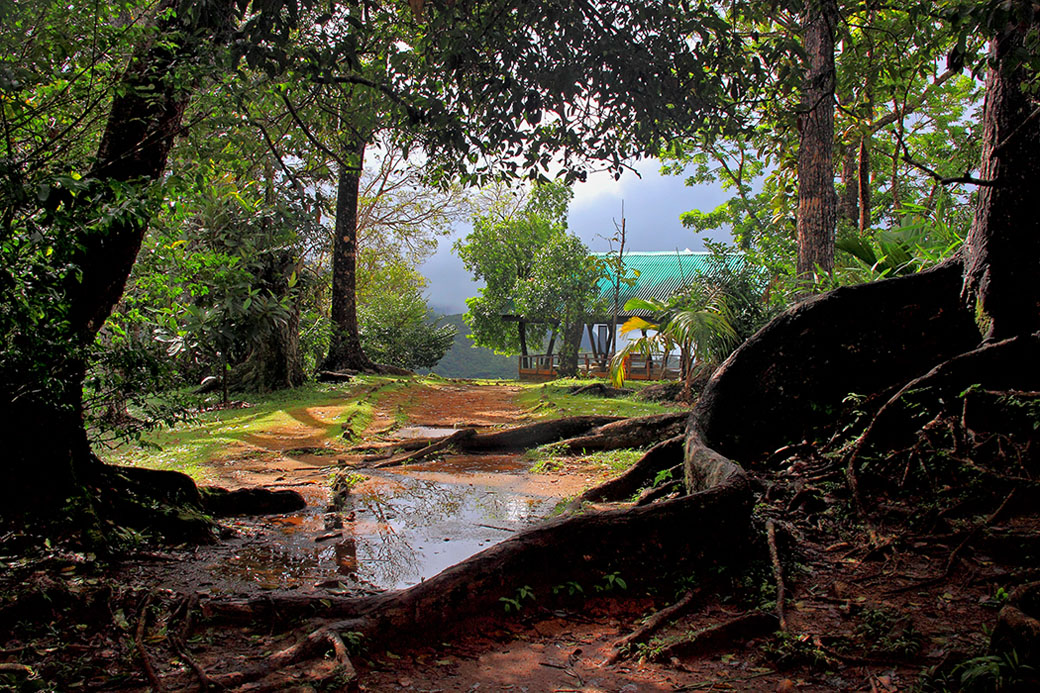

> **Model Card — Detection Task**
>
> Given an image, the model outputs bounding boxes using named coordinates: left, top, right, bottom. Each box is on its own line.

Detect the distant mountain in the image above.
left=428, top=314, right=517, bottom=380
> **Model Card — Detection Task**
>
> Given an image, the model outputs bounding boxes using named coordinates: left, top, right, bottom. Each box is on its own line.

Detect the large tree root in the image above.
left=578, top=436, right=684, bottom=504
left=551, top=412, right=687, bottom=453
left=462, top=414, right=623, bottom=452
left=351, top=414, right=621, bottom=457
left=849, top=333, right=1040, bottom=462
left=692, top=260, right=978, bottom=463
left=370, top=429, right=476, bottom=468
left=356, top=413, right=683, bottom=466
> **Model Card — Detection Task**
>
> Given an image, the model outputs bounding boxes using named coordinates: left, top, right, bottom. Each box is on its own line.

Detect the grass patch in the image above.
left=528, top=444, right=644, bottom=475
left=104, top=377, right=402, bottom=480
left=516, top=379, right=685, bottom=419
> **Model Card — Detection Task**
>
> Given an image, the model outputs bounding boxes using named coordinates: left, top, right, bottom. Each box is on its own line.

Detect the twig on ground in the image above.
left=134, top=591, right=164, bottom=692
left=767, top=520, right=788, bottom=633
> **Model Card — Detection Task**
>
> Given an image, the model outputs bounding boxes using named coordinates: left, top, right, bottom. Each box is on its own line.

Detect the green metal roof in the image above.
left=591, top=251, right=742, bottom=316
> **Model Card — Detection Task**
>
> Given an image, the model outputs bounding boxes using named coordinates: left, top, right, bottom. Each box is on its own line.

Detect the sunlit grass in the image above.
left=101, top=375, right=681, bottom=482
left=103, top=377, right=407, bottom=479
left=528, top=445, right=645, bottom=474
left=515, top=378, right=685, bottom=419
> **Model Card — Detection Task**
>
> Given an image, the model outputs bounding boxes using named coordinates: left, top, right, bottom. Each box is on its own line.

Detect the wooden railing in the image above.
left=517, top=353, right=681, bottom=381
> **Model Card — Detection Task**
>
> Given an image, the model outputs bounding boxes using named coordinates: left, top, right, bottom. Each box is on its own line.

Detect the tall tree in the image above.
left=796, top=0, right=839, bottom=278
left=323, top=135, right=374, bottom=372
left=0, top=0, right=240, bottom=528
left=456, top=182, right=573, bottom=357
left=961, top=2, right=1040, bottom=340
left=0, top=0, right=724, bottom=535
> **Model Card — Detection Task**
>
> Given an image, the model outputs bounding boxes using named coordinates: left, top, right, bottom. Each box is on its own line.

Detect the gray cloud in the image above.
left=421, top=162, right=730, bottom=315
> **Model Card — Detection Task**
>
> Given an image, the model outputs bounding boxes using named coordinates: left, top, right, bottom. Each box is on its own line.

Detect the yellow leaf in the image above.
left=620, top=316, right=653, bottom=334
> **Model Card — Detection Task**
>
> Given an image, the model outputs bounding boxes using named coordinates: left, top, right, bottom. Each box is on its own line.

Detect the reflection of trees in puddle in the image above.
left=208, top=471, right=557, bottom=592
left=346, top=473, right=553, bottom=588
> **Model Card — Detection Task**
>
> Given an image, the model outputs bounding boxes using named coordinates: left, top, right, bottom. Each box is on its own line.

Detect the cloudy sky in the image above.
left=420, top=159, right=732, bottom=314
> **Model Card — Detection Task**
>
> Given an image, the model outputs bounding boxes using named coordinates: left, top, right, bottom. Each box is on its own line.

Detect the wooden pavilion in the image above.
left=516, top=250, right=729, bottom=380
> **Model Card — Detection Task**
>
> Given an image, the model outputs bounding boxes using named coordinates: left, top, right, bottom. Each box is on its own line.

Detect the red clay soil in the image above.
left=366, top=381, right=529, bottom=432
left=1, top=382, right=1025, bottom=692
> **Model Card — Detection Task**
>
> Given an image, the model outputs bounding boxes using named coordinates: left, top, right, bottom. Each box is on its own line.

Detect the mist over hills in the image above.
left=427, top=314, right=516, bottom=380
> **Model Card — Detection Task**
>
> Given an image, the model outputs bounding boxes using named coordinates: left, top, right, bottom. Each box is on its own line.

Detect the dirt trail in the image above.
left=196, top=382, right=528, bottom=497
left=125, top=381, right=599, bottom=597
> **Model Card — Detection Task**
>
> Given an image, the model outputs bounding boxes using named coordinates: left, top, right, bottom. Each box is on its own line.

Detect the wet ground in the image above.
left=126, top=382, right=592, bottom=597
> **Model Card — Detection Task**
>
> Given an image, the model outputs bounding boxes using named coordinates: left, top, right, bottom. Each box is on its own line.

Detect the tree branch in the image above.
left=280, top=92, right=353, bottom=169
left=892, top=131, right=996, bottom=188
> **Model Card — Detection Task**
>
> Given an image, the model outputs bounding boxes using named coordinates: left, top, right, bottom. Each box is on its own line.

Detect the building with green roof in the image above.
left=517, top=250, right=738, bottom=380
left=590, top=250, right=739, bottom=318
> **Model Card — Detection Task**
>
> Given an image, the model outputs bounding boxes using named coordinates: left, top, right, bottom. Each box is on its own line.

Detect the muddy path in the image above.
left=126, top=381, right=604, bottom=598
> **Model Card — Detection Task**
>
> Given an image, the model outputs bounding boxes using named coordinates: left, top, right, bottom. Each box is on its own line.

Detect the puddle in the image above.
left=200, top=454, right=568, bottom=594
left=394, top=426, right=458, bottom=440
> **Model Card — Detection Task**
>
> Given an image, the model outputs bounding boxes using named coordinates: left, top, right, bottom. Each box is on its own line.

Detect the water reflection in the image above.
left=210, top=455, right=560, bottom=593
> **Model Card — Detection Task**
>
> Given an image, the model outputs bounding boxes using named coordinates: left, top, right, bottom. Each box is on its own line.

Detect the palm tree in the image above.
left=609, top=284, right=737, bottom=398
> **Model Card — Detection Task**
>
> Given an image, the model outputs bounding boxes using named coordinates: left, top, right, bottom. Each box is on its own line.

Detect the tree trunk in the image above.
left=323, top=137, right=376, bottom=372
left=962, top=9, right=1040, bottom=340
left=236, top=306, right=304, bottom=392
left=518, top=320, right=528, bottom=356
left=796, top=0, right=838, bottom=278
left=839, top=142, right=859, bottom=228
left=2, top=1, right=237, bottom=527
left=858, top=2, right=875, bottom=234
left=556, top=319, right=583, bottom=378
left=858, top=136, right=872, bottom=232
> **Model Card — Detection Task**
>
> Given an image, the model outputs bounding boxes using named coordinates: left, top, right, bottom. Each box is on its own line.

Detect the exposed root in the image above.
left=134, top=591, right=163, bottom=692
left=634, top=476, right=682, bottom=505
left=356, top=413, right=683, bottom=463
left=576, top=436, right=683, bottom=504
left=317, top=370, right=355, bottom=383
left=848, top=334, right=1040, bottom=470
left=607, top=589, right=699, bottom=664
left=369, top=429, right=476, bottom=468
left=169, top=636, right=215, bottom=691
left=553, top=412, right=687, bottom=453
left=650, top=612, right=778, bottom=662
left=463, top=415, right=622, bottom=452
left=208, top=626, right=358, bottom=691
left=885, top=488, right=1020, bottom=595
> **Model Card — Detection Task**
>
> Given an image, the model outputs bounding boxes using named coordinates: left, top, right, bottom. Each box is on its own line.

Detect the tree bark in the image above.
left=962, top=8, right=1040, bottom=340
left=691, top=261, right=978, bottom=463
left=323, top=137, right=376, bottom=372
left=2, top=0, right=237, bottom=525
left=858, top=136, right=872, bottom=232
left=556, top=319, right=583, bottom=377
left=858, top=1, right=875, bottom=234
left=839, top=142, right=859, bottom=228
left=796, top=0, right=838, bottom=278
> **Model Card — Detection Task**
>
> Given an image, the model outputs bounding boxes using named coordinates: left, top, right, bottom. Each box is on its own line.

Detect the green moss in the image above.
left=104, top=379, right=395, bottom=480
left=528, top=445, right=644, bottom=476
left=515, top=379, right=685, bottom=419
